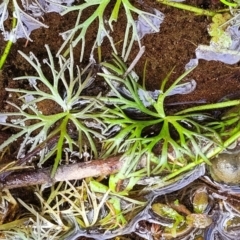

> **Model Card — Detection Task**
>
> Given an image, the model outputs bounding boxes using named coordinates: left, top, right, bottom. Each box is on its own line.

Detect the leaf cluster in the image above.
left=0, top=45, right=105, bottom=176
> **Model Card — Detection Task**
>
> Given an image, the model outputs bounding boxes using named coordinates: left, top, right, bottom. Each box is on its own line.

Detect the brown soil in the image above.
left=1, top=0, right=239, bottom=155
left=1, top=0, right=240, bottom=110
left=1, top=0, right=240, bottom=239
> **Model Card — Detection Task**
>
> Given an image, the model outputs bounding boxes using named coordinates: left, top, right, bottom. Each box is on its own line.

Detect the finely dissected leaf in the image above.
left=0, top=45, right=105, bottom=175
left=57, top=0, right=164, bottom=61
left=99, top=54, right=237, bottom=183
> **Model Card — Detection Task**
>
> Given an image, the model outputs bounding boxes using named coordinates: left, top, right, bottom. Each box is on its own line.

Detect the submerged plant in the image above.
left=0, top=184, right=74, bottom=239
left=0, top=179, right=145, bottom=239
left=57, top=0, right=164, bottom=61
left=0, top=45, right=105, bottom=176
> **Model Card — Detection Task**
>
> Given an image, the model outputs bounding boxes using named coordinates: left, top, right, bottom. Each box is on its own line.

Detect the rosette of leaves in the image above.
left=0, top=45, right=105, bottom=176
left=98, top=54, right=240, bottom=183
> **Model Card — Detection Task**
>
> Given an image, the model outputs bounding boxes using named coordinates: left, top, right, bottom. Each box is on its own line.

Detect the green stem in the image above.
left=220, top=0, right=237, bottom=7
left=0, top=17, right=17, bottom=70
left=51, top=115, right=69, bottom=177
left=176, top=100, right=240, bottom=115
left=156, top=0, right=217, bottom=16
left=162, top=129, right=240, bottom=181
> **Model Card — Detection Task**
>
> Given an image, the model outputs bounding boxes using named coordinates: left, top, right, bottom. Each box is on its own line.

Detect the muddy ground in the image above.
left=1, top=0, right=240, bottom=239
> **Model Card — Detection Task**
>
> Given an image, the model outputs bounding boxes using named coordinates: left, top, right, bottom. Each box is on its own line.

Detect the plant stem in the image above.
left=176, top=100, right=240, bottom=115
left=156, top=0, right=217, bottom=16
left=1, top=156, right=122, bottom=189
left=51, top=115, right=69, bottom=177
left=0, top=15, right=17, bottom=70
left=162, top=128, right=240, bottom=181
left=220, top=0, right=237, bottom=7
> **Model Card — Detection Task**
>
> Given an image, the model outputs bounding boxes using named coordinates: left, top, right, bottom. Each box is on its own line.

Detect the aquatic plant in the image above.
left=0, top=0, right=164, bottom=68
left=1, top=1, right=240, bottom=240
left=0, top=179, right=146, bottom=239
left=98, top=54, right=240, bottom=189
left=57, top=0, right=164, bottom=61
left=0, top=45, right=105, bottom=176
left=0, top=183, right=74, bottom=239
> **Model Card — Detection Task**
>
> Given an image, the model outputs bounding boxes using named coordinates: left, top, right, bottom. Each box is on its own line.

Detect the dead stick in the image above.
left=0, top=134, right=60, bottom=180
left=1, top=156, right=122, bottom=189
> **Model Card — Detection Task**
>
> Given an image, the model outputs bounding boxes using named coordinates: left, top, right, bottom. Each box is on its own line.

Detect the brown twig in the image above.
left=1, top=156, right=122, bottom=189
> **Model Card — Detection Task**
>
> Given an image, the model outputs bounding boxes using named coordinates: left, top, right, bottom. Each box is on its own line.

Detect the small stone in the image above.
left=209, top=152, right=240, bottom=184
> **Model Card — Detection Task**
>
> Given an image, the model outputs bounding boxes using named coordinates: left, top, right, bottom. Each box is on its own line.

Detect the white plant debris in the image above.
left=21, top=0, right=75, bottom=16
left=0, top=115, right=7, bottom=123
left=21, top=94, right=39, bottom=110
left=84, top=120, right=105, bottom=132
left=189, top=13, right=240, bottom=65
left=45, top=0, right=75, bottom=13
left=63, top=147, right=91, bottom=163
left=137, top=79, right=196, bottom=107
left=136, top=8, right=165, bottom=39
left=196, top=24, right=240, bottom=64
left=17, top=135, right=36, bottom=159
left=21, top=0, right=45, bottom=17
left=0, top=0, right=9, bottom=33
left=137, top=89, right=160, bottom=107
left=23, top=94, right=35, bottom=103
left=10, top=118, right=26, bottom=127
left=0, top=0, right=75, bottom=42
left=137, top=176, right=162, bottom=186
left=195, top=44, right=240, bottom=64
left=103, top=65, right=197, bottom=107
left=28, top=77, right=37, bottom=87
left=168, top=79, right=197, bottom=96
left=185, top=58, right=199, bottom=71
left=0, top=0, right=48, bottom=42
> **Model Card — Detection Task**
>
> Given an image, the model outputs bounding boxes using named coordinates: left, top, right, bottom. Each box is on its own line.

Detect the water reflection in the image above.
left=64, top=163, right=240, bottom=240
left=67, top=165, right=206, bottom=239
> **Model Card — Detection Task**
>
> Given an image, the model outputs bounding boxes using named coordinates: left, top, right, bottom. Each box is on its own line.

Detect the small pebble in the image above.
left=210, top=152, right=240, bottom=184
